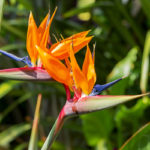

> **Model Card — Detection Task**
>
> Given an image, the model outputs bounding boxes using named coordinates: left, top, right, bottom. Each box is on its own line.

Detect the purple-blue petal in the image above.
left=0, top=49, right=32, bottom=67
left=21, top=56, right=32, bottom=67
left=89, top=78, right=123, bottom=96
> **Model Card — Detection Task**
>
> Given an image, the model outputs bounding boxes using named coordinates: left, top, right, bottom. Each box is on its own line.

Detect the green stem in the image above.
left=29, top=94, right=42, bottom=150
left=41, top=110, right=65, bottom=150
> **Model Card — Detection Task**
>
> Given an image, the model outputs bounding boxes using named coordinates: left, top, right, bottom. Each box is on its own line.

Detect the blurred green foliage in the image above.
left=120, top=122, right=150, bottom=150
left=0, top=0, right=150, bottom=150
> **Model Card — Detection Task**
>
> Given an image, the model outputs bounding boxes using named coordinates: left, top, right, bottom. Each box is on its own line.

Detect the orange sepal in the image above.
left=65, top=58, right=71, bottom=72
left=72, top=36, right=93, bottom=56
left=82, top=45, right=96, bottom=93
left=40, top=7, right=57, bottom=48
left=70, top=45, right=88, bottom=94
left=49, top=30, right=90, bottom=52
left=26, top=12, right=38, bottom=65
left=50, top=36, right=93, bottom=60
left=37, top=13, right=49, bottom=40
left=64, top=30, right=90, bottom=41
left=36, top=45, right=72, bottom=86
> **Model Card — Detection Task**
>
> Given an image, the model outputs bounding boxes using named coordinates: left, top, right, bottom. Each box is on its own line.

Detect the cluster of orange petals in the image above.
left=27, top=8, right=96, bottom=95
left=26, top=8, right=57, bottom=65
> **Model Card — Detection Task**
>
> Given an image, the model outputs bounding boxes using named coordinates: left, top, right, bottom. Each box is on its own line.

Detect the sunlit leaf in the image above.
left=140, top=31, right=150, bottom=93
left=0, top=0, right=4, bottom=30
left=0, top=81, right=20, bottom=99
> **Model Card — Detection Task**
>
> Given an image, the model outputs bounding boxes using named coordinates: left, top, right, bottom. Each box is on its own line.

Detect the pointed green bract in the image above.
left=0, top=67, right=53, bottom=81
left=64, top=93, right=150, bottom=116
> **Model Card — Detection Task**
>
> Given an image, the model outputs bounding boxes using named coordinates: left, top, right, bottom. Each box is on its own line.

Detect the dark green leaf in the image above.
left=120, top=122, right=150, bottom=150
left=0, top=123, right=31, bottom=147
left=107, top=47, right=138, bottom=94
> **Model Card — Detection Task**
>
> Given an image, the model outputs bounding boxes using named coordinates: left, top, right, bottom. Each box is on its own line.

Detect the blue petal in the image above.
left=0, top=49, right=32, bottom=67
left=89, top=78, right=123, bottom=96
left=21, top=56, right=32, bottom=67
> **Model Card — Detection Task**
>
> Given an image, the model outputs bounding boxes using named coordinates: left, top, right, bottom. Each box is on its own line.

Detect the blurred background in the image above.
left=0, top=0, right=150, bottom=149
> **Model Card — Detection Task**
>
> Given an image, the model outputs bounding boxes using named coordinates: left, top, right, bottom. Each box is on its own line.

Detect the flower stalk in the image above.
left=29, top=94, right=42, bottom=150
left=41, top=108, right=65, bottom=150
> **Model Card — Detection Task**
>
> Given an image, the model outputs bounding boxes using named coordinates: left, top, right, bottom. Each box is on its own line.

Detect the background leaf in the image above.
left=140, top=31, right=150, bottom=93
left=120, top=122, right=150, bottom=150
left=0, top=81, right=20, bottom=99
left=107, top=47, right=138, bottom=94
left=81, top=110, right=113, bottom=149
left=115, top=97, right=150, bottom=147
left=0, top=123, right=31, bottom=147
left=0, top=0, right=4, bottom=30
left=140, top=0, right=150, bottom=20
left=0, top=93, right=31, bottom=123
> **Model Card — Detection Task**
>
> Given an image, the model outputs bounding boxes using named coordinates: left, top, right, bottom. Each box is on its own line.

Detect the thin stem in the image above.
left=41, top=109, right=65, bottom=150
left=29, top=94, right=42, bottom=150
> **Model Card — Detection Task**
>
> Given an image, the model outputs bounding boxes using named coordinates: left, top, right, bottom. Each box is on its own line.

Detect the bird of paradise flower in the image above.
left=0, top=8, right=149, bottom=150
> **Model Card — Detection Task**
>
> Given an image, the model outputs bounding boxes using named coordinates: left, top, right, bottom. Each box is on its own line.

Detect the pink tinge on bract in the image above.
left=0, top=67, right=52, bottom=81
